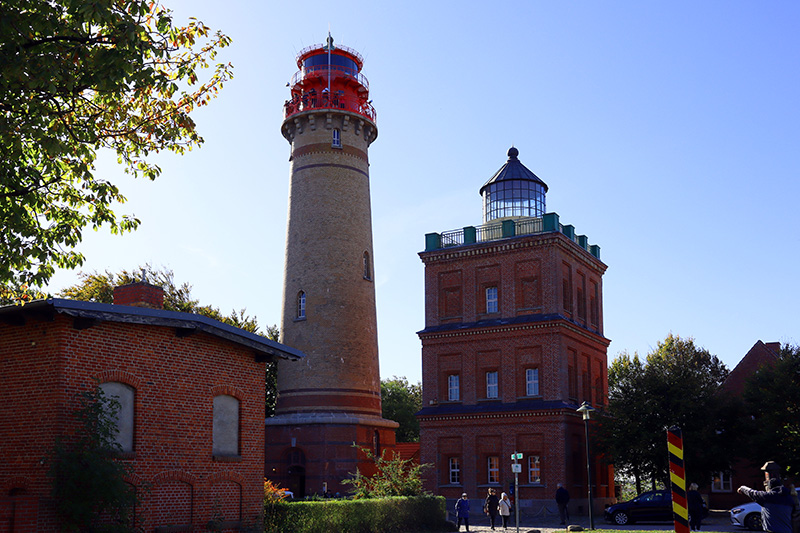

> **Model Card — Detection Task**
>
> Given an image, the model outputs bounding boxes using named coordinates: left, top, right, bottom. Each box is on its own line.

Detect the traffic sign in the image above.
left=511, top=464, right=522, bottom=473
left=510, top=452, right=523, bottom=460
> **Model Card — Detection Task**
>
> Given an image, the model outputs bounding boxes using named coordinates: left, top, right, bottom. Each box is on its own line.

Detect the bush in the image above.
left=342, top=445, right=430, bottom=498
left=47, top=386, right=137, bottom=532
left=264, top=478, right=290, bottom=504
left=264, top=495, right=449, bottom=533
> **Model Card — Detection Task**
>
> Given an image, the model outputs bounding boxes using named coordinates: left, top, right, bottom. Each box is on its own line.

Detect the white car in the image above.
left=730, top=501, right=762, bottom=530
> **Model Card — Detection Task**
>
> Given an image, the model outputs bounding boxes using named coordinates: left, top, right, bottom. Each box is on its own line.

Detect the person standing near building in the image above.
left=738, top=462, right=794, bottom=533
left=556, top=483, right=570, bottom=525
left=455, top=492, right=471, bottom=532
left=687, top=483, right=705, bottom=531
left=485, top=488, right=499, bottom=530
left=498, top=492, right=512, bottom=530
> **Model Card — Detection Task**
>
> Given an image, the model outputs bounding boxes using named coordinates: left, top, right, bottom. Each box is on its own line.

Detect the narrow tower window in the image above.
left=363, top=252, right=371, bottom=280
left=449, top=457, right=461, bottom=484
left=488, top=456, right=500, bottom=484
left=332, top=128, right=342, bottom=148
left=526, top=368, right=540, bottom=396
left=486, top=371, right=498, bottom=399
left=528, top=455, right=542, bottom=484
left=297, top=291, right=306, bottom=319
left=485, top=286, right=498, bottom=314
left=447, top=374, right=460, bottom=401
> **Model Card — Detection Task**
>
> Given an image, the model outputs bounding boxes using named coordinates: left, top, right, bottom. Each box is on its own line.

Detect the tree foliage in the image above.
left=342, top=445, right=429, bottom=499
left=743, top=344, right=800, bottom=478
left=58, top=264, right=281, bottom=414
left=48, top=385, right=137, bottom=532
left=1, top=0, right=232, bottom=291
left=381, top=376, right=422, bottom=443
left=597, top=334, right=746, bottom=492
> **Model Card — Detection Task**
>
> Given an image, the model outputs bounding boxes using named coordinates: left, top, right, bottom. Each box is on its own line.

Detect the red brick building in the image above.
left=0, top=283, right=303, bottom=532
left=707, top=340, right=781, bottom=510
left=417, top=148, right=613, bottom=515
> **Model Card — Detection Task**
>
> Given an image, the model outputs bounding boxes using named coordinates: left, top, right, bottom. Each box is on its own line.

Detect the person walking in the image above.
left=738, top=461, right=794, bottom=533
left=455, top=492, right=471, bottom=532
left=498, top=492, right=512, bottom=530
left=555, top=483, right=570, bottom=525
left=687, top=483, right=705, bottom=530
left=485, top=488, right=499, bottom=530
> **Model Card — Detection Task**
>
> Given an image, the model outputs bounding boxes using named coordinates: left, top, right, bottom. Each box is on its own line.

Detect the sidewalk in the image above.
left=443, top=510, right=737, bottom=533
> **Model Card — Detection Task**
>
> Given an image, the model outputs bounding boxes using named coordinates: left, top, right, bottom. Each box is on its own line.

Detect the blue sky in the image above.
left=47, top=1, right=800, bottom=383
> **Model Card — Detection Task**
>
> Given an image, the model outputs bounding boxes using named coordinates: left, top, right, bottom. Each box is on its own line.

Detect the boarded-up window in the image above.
left=562, top=263, right=573, bottom=315
left=515, top=260, right=541, bottom=312
left=213, top=395, right=240, bottom=456
left=99, top=381, right=134, bottom=453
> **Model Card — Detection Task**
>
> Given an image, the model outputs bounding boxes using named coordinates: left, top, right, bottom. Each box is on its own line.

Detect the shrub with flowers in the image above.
left=264, top=478, right=289, bottom=504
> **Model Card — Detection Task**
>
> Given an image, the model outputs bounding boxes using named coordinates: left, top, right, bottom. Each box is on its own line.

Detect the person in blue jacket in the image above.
left=738, top=462, right=794, bottom=533
left=455, top=492, right=471, bottom=532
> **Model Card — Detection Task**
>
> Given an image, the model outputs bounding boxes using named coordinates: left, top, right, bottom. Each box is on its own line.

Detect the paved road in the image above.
left=442, top=511, right=743, bottom=533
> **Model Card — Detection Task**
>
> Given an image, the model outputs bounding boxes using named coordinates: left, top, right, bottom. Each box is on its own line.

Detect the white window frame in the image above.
left=528, top=455, right=541, bottom=484
left=332, top=128, right=342, bottom=148
left=712, top=471, right=733, bottom=492
left=526, top=368, right=539, bottom=396
left=449, top=457, right=461, bottom=484
left=486, top=370, right=499, bottom=399
left=448, top=374, right=460, bottom=401
left=486, top=286, right=498, bottom=313
left=488, top=456, right=500, bottom=484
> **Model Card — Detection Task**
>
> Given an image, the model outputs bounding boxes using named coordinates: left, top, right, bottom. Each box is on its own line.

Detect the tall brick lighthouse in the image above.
left=417, top=147, right=613, bottom=513
left=265, top=35, right=397, bottom=497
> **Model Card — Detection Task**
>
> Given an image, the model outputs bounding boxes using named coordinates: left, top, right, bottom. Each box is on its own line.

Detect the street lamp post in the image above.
left=577, top=401, right=596, bottom=530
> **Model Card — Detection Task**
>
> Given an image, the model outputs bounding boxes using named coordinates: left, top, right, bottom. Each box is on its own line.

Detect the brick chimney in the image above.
left=113, top=282, right=165, bottom=309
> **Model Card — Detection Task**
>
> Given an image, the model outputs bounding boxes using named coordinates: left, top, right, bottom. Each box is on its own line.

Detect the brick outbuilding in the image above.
left=0, top=284, right=303, bottom=532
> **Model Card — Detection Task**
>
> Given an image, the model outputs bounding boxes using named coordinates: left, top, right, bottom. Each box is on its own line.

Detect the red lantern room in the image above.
left=283, top=33, right=376, bottom=123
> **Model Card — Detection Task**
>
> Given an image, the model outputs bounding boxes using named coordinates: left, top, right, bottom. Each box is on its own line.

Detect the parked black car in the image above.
left=604, top=489, right=708, bottom=525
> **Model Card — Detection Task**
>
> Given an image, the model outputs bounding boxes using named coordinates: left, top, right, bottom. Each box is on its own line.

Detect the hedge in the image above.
left=264, top=495, right=452, bottom=533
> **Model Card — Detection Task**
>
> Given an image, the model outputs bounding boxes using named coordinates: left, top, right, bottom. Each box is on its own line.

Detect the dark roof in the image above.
left=0, top=298, right=304, bottom=362
left=479, top=147, right=548, bottom=196
left=417, top=398, right=581, bottom=418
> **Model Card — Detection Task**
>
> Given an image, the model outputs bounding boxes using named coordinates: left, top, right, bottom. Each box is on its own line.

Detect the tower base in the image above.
left=265, top=413, right=398, bottom=497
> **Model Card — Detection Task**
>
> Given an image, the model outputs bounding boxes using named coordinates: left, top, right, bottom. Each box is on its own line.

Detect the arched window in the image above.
left=99, top=381, right=135, bottom=452
left=332, top=128, right=342, bottom=148
left=363, top=252, right=371, bottom=280
left=297, top=291, right=306, bottom=319
left=212, top=394, right=240, bottom=456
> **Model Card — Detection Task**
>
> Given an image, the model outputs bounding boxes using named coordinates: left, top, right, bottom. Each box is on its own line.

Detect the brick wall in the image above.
left=418, top=228, right=612, bottom=511
left=0, top=313, right=266, bottom=532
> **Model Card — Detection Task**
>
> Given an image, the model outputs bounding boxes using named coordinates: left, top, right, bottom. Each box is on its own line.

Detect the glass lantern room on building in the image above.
left=480, top=147, right=548, bottom=223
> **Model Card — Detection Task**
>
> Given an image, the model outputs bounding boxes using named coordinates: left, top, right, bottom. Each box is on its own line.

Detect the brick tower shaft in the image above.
left=265, top=36, right=397, bottom=498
